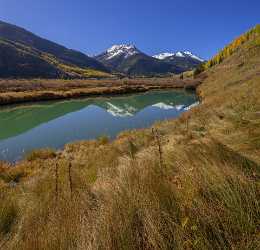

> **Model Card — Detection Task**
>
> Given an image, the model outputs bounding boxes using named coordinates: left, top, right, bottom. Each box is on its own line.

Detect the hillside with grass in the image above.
left=0, top=21, right=110, bottom=79
left=195, top=24, right=260, bottom=75
left=0, top=26, right=259, bottom=249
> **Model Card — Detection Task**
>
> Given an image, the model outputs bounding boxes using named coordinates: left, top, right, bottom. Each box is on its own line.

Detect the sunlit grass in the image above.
left=0, top=26, right=260, bottom=249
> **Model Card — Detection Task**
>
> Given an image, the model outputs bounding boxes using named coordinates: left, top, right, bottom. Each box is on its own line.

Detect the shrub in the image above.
left=26, top=148, right=56, bottom=161
left=0, top=198, right=18, bottom=235
left=98, top=135, right=110, bottom=145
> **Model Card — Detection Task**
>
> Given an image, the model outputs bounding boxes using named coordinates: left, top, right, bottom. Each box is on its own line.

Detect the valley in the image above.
left=0, top=12, right=259, bottom=250
left=0, top=21, right=204, bottom=79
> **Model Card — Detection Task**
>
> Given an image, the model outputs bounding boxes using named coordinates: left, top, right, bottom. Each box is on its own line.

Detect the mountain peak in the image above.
left=153, top=52, right=175, bottom=60
left=183, top=51, right=204, bottom=61
left=107, top=44, right=136, bottom=52
left=153, top=51, right=204, bottom=62
left=105, top=44, right=140, bottom=60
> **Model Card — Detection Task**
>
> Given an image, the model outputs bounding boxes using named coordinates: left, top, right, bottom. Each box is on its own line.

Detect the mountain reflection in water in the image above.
left=0, top=90, right=198, bottom=162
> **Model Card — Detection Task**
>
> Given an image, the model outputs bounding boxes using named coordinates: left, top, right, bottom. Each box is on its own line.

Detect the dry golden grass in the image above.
left=0, top=77, right=201, bottom=105
left=0, top=29, right=260, bottom=249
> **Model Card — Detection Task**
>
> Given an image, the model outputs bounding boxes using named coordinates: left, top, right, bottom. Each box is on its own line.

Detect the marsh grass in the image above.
left=0, top=77, right=196, bottom=105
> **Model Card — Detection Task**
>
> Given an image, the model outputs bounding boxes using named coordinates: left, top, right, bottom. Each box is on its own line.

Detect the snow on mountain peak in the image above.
left=184, top=51, right=204, bottom=62
left=107, top=44, right=135, bottom=52
left=106, top=44, right=139, bottom=60
left=153, top=52, right=175, bottom=60
left=175, top=52, right=185, bottom=57
left=153, top=51, right=204, bottom=62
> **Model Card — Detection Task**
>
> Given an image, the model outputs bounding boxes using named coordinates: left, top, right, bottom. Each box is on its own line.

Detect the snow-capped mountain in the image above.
left=95, top=44, right=141, bottom=64
left=181, top=51, right=204, bottom=62
left=95, top=44, right=181, bottom=76
left=95, top=44, right=204, bottom=76
left=153, top=52, right=175, bottom=60
left=153, top=51, right=204, bottom=72
left=104, top=44, right=140, bottom=60
left=153, top=51, right=204, bottom=62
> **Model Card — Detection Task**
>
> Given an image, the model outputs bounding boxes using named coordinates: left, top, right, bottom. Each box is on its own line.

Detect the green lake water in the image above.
left=0, top=90, right=198, bottom=162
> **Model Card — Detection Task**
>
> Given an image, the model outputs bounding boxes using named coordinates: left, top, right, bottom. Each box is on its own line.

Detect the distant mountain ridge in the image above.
left=95, top=44, right=204, bottom=76
left=153, top=51, right=204, bottom=62
left=153, top=51, right=204, bottom=72
left=0, top=20, right=204, bottom=78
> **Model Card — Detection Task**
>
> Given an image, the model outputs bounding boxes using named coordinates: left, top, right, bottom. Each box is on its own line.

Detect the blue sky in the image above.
left=0, top=0, right=259, bottom=59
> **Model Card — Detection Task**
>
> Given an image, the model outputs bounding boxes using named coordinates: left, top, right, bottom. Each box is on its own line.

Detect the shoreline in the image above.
left=0, top=89, right=198, bottom=164
left=0, top=77, right=203, bottom=106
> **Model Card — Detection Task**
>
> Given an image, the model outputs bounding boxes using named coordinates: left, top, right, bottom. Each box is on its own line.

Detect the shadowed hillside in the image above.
left=0, top=21, right=110, bottom=78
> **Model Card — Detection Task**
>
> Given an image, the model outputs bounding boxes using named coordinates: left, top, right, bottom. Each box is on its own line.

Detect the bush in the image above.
left=98, top=135, right=110, bottom=145
left=0, top=199, right=18, bottom=235
left=26, top=148, right=56, bottom=161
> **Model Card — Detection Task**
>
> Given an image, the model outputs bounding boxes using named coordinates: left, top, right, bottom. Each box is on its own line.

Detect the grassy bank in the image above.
left=0, top=27, right=260, bottom=249
left=0, top=77, right=202, bottom=105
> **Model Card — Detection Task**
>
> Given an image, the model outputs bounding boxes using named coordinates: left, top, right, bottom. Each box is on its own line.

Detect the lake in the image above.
left=0, top=90, right=198, bottom=162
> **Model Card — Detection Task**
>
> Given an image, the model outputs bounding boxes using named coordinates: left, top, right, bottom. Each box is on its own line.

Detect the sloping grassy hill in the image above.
left=0, top=26, right=259, bottom=249
left=0, top=20, right=110, bottom=79
left=0, top=39, right=62, bottom=78
left=0, top=20, right=108, bottom=71
left=195, top=24, right=260, bottom=74
left=0, top=38, right=111, bottom=79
